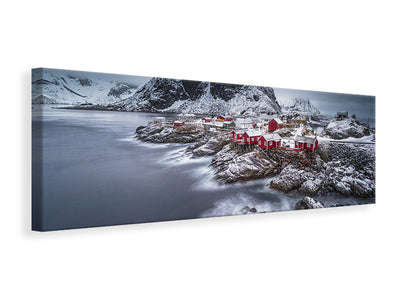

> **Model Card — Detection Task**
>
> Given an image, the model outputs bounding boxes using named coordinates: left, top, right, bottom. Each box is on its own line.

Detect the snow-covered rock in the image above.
left=270, top=165, right=316, bottom=192
left=334, top=180, right=352, bottom=195
left=295, top=196, right=325, bottom=210
left=207, top=136, right=375, bottom=199
left=321, top=117, right=372, bottom=139
left=240, top=206, right=259, bottom=214
left=211, top=146, right=318, bottom=185
left=210, top=145, right=279, bottom=183
left=299, top=178, right=322, bottom=195
left=135, top=123, right=206, bottom=144
left=189, top=137, right=229, bottom=157
left=269, top=142, right=375, bottom=198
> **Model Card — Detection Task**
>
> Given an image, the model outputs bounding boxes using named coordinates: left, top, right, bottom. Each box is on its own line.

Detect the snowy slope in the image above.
left=119, top=77, right=191, bottom=112
left=162, top=82, right=228, bottom=115
left=227, top=85, right=281, bottom=116
left=32, top=69, right=140, bottom=104
left=117, top=78, right=281, bottom=116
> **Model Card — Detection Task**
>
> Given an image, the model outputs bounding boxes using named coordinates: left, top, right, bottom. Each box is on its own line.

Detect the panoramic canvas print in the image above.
left=32, top=68, right=376, bottom=231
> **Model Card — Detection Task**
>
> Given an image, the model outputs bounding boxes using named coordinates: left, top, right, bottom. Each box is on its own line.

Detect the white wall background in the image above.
left=1, top=1, right=399, bottom=299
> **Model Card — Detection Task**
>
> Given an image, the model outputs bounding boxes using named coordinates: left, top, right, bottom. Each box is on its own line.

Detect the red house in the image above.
left=268, top=118, right=283, bottom=131
left=217, top=115, right=233, bottom=122
left=173, top=120, right=185, bottom=127
left=230, top=130, right=245, bottom=143
left=294, top=136, right=318, bottom=151
left=242, top=131, right=262, bottom=145
left=258, top=133, right=282, bottom=149
left=202, top=117, right=212, bottom=123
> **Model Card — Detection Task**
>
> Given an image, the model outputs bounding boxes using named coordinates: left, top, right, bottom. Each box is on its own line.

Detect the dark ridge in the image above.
left=78, top=78, right=92, bottom=86
left=32, top=79, right=53, bottom=85
left=62, top=85, right=87, bottom=98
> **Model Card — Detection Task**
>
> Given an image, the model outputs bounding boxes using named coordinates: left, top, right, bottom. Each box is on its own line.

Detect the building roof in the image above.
left=233, top=130, right=245, bottom=134
left=295, top=135, right=317, bottom=143
left=246, top=130, right=263, bottom=137
left=274, top=118, right=283, bottom=124
left=261, top=133, right=281, bottom=141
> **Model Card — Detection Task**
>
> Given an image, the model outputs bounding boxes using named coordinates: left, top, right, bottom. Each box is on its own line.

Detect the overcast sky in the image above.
left=274, top=87, right=375, bottom=120
left=45, top=68, right=151, bottom=87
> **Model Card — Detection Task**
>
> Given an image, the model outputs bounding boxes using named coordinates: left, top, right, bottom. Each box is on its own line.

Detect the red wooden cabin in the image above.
left=173, top=120, right=185, bottom=127
left=230, top=130, right=245, bottom=143
left=242, top=131, right=262, bottom=145
left=217, top=115, right=233, bottom=122
left=268, top=118, right=283, bottom=131
left=258, top=133, right=282, bottom=149
left=202, top=117, right=212, bottom=123
left=294, top=136, right=318, bottom=151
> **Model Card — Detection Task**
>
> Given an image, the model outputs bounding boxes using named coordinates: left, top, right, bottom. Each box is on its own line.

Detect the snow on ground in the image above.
left=318, top=134, right=375, bottom=144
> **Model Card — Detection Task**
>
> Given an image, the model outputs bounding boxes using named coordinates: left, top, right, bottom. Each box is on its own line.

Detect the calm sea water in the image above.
left=32, top=105, right=371, bottom=231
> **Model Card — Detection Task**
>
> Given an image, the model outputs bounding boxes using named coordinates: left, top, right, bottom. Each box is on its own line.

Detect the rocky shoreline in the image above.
left=58, top=103, right=131, bottom=112
left=135, top=122, right=375, bottom=202
left=136, top=123, right=207, bottom=144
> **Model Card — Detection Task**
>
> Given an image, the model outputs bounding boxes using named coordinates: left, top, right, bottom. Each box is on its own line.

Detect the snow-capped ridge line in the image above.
left=32, top=69, right=140, bottom=104
left=118, top=77, right=281, bottom=116
left=33, top=69, right=281, bottom=117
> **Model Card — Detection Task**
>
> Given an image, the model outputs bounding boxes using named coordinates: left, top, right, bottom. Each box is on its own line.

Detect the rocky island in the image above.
left=135, top=114, right=375, bottom=204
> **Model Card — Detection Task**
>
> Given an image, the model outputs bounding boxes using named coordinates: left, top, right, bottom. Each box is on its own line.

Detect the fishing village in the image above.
left=136, top=111, right=375, bottom=205
left=152, top=112, right=319, bottom=154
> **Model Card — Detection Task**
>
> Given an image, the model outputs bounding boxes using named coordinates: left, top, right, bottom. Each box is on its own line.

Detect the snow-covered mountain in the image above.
left=282, top=98, right=322, bottom=120
left=32, top=68, right=140, bottom=104
left=118, top=78, right=189, bottom=111
left=33, top=69, right=281, bottom=116
left=115, top=78, right=281, bottom=116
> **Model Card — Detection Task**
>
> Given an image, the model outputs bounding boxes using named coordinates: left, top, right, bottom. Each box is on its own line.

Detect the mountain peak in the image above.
left=284, top=97, right=321, bottom=116
left=119, top=78, right=281, bottom=116
left=32, top=69, right=139, bottom=104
